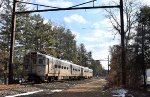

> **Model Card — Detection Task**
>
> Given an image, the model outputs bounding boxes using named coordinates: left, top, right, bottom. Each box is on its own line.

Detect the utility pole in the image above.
left=120, top=0, right=126, bottom=87
left=99, top=55, right=110, bottom=74
left=8, top=0, right=17, bottom=84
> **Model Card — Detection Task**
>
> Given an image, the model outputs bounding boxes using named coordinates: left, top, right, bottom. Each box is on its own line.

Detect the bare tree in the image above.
left=105, top=0, right=141, bottom=46
left=105, top=0, right=144, bottom=88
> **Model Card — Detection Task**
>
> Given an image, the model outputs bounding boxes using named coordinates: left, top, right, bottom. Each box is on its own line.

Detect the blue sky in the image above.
left=28, top=0, right=150, bottom=69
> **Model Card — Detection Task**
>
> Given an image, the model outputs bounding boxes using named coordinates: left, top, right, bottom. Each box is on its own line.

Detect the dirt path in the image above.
left=66, top=78, right=107, bottom=92
left=1, top=78, right=114, bottom=97
left=50, top=78, right=113, bottom=97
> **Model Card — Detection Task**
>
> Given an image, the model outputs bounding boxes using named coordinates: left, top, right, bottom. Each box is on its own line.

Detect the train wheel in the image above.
left=48, top=77, right=54, bottom=82
left=54, top=76, right=58, bottom=80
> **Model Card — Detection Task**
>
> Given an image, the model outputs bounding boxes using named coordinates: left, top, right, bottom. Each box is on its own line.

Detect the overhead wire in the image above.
left=69, top=0, right=97, bottom=8
left=13, top=0, right=97, bottom=10
left=15, top=0, right=60, bottom=9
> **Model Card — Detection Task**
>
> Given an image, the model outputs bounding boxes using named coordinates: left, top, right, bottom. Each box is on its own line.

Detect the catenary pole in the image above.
left=120, top=0, right=126, bottom=87
left=8, top=0, right=17, bottom=84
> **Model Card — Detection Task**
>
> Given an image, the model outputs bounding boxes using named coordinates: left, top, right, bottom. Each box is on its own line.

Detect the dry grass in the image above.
left=0, top=84, right=25, bottom=89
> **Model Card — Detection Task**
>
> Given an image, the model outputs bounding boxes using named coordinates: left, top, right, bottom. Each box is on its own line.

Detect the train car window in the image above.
left=38, top=59, right=43, bottom=64
left=38, top=55, right=42, bottom=57
left=33, top=59, right=36, bottom=64
left=31, top=53, right=37, bottom=58
left=55, top=65, right=57, bottom=68
left=31, top=52, right=37, bottom=55
left=58, top=65, right=61, bottom=68
left=64, top=67, right=66, bottom=69
left=61, top=66, right=63, bottom=69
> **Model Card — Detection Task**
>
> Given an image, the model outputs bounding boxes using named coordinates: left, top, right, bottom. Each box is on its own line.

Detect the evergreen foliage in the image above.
left=0, top=0, right=103, bottom=83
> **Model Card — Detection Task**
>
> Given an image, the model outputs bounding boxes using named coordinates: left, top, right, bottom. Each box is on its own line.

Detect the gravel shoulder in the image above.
left=51, top=78, right=113, bottom=97
left=50, top=78, right=113, bottom=97
left=1, top=78, right=150, bottom=97
left=0, top=78, right=103, bottom=97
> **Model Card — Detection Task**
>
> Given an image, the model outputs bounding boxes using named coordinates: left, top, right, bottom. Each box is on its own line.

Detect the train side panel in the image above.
left=23, top=52, right=93, bottom=82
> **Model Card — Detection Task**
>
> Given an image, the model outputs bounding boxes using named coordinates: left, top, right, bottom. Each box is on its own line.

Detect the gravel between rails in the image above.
left=0, top=78, right=99, bottom=97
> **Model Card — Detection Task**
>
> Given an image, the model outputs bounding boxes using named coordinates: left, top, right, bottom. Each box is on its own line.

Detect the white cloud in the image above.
left=35, top=0, right=73, bottom=8
left=142, top=0, right=150, bottom=5
left=64, top=14, right=87, bottom=24
left=82, top=18, right=119, bottom=43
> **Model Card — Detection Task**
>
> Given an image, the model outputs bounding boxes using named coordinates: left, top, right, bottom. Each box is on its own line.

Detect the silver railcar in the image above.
left=23, top=52, right=93, bottom=82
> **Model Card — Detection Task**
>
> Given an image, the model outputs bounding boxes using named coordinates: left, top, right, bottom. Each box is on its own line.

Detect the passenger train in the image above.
left=23, top=52, right=93, bottom=83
